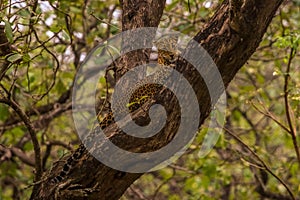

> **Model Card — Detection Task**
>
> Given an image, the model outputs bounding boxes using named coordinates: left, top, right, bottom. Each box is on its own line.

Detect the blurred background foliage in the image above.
left=0, top=0, right=299, bottom=199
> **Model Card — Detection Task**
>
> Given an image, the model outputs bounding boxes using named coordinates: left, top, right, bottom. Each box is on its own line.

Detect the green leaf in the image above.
left=18, top=9, right=31, bottom=18
left=70, top=6, right=81, bottom=14
left=50, top=25, right=61, bottom=33
left=4, top=20, right=13, bottom=43
left=9, top=127, right=25, bottom=143
left=7, top=53, right=22, bottom=63
left=0, top=104, right=9, bottom=121
left=28, top=72, right=35, bottom=84
left=56, top=79, right=67, bottom=94
left=165, top=0, right=179, bottom=11
left=24, top=142, right=33, bottom=151
left=61, top=29, right=70, bottom=41
left=22, top=53, right=31, bottom=62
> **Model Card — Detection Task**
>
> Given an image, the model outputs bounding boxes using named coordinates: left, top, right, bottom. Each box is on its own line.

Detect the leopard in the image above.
left=50, top=35, right=180, bottom=184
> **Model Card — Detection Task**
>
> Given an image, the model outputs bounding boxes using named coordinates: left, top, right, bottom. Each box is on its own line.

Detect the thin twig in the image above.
left=153, top=168, right=176, bottom=200
left=251, top=101, right=291, bottom=134
left=283, top=47, right=300, bottom=165
left=90, top=13, right=121, bottom=31
left=224, top=127, right=296, bottom=200
left=129, top=186, right=150, bottom=200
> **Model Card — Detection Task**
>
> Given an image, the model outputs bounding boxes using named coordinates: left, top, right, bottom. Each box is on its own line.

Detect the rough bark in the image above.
left=32, top=0, right=284, bottom=199
left=116, top=0, right=166, bottom=80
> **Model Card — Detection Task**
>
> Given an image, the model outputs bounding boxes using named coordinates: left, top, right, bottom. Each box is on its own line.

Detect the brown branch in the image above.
left=169, top=164, right=196, bottom=174
left=120, top=0, right=166, bottom=31
left=0, top=95, right=42, bottom=191
left=254, top=169, right=298, bottom=200
left=128, top=186, right=150, bottom=200
left=257, top=189, right=297, bottom=200
left=224, top=126, right=296, bottom=200
left=31, top=29, right=60, bottom=101
left=1, top=89, right=71, bottom=130
left=90, top=13, right=121, bottom=32
left=283, top=47, right=300, bottom=165
left=252, top=100, right=291, bottom=134
left=115, top=0, right=167, bottom=80
left=11, top=147, right=35, bottom=167
left=41, top=139, right=73, bottom=170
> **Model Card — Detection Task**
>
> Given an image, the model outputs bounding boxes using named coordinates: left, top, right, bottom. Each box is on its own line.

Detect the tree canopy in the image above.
left=0, top=0, right=299, bottom=199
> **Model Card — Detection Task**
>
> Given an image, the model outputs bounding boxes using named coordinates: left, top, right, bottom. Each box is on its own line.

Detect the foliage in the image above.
left=0, top=0, right=299, bottom=199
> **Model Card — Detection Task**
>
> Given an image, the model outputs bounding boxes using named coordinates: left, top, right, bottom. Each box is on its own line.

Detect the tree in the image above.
left=1, top=0, right=299, bottom=199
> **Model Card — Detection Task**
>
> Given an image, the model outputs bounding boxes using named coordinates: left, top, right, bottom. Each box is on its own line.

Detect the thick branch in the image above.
left=120, top=0, right=166, bottom=30
left=115, top=0, right=167, bottom=80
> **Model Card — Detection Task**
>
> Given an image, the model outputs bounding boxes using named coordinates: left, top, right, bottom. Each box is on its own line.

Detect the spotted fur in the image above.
left=50, top=36, right=179, bottom=184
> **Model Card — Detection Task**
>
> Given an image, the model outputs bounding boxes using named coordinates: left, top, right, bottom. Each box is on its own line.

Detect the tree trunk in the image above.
left=32, top=0, right=284, bottom=199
